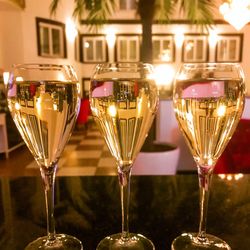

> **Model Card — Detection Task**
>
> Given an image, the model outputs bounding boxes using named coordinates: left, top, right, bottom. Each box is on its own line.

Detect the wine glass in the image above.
left=90, top=62, right=158, bottom=250
left=171, top=63, right=245, bottom=250
left=7, top=64, right=83, bottom=250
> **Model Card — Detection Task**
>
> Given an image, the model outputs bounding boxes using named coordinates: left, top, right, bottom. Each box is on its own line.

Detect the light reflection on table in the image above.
left=0, top=174, right=249, bottom=250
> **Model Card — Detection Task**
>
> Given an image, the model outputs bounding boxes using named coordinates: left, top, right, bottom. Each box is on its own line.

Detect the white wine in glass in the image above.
left=7, top=64, right=83, bottom=250
left=90, top=62, right=158, bottom=250
left=171, top=63, right=245, bottom=250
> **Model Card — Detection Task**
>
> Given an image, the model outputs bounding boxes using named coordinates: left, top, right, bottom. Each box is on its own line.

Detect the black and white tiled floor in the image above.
left=26, top=126, right=117, bottom=176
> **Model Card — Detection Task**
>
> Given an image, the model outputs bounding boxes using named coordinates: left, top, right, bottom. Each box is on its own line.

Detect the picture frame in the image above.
left=215, top=34, right=243, bottom=62
left=182, top=34, right=209, bottom=63
left=80, top=35, right=108, bottom=63
left=115, top=34, right=140, bottom=62
left=36, top=17, right=67, bottom=58
left=152, top=34, right=175, bottom=63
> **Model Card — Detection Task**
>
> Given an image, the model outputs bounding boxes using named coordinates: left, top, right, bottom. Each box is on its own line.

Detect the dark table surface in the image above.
left=0, top=174, right=249, bottom=250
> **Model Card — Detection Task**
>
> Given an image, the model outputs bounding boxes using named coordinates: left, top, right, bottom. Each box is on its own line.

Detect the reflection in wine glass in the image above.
left=171, top=63, right=245, bottom=250
left=7, top=64, right=83, bottom=250
left=90, top=62, right=158, bottom=250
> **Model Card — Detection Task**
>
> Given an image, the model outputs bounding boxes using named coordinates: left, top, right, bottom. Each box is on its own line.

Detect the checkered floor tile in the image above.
left=26, top=125, right=117, bottom=176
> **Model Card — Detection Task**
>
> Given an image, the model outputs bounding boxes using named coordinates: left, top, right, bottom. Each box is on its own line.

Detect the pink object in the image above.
left=92, top=81, right=114, bottom=98
left=183, top=81, right=225, bottom=98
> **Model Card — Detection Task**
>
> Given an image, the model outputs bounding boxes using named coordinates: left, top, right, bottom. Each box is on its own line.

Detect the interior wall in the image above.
left=0, top=2, right=24, bottom=71
left=1, top=0, right=250, bottom=93
left=21, top=0, right=84, bottom=80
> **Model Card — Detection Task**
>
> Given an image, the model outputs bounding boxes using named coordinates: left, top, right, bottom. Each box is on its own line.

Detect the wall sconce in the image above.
left=105, top=28, right=116, bottom=62
left=105, top=28, right=116, bottom=48
left=174, top=30, right=184, bottom=48
left=66, top=18, right=78, bottom=42
left=154, top=64, right=175, bottom=99
left=208, top=29, right=218, bottom=48
left=219, top=0, right=250, bottom=30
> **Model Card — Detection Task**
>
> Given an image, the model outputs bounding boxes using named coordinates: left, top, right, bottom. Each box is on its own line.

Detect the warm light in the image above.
left=108, top=104, right=117, bottom=117
left=15, top=102, right=21, bottom=111
left=137, top=98, right=142, bottom=115
left=58, top=72, right=65, bottom=82
left=175, top=30, right=184, bottom=48
left=53, top=103, right=57, bottom=111
left=36, top=98, right=41, bottom=114
left=218, top=173, right=244, bottom=181
left=217, top=105, right=226, bottom=117
left=105, top=28, right=116, bottom=47
left=84, top=42, right=90, bottom=48
left=235, top=173, right=244, bottom=180
left=209, top=29, right=218, bottom=48
left=219, top=0, right=250, bottom=30
left=208, top=158, right=213, bottom=166
left=186, top=112, right=193, bottom=123
left=154, top=64, right=175, bottom=88
left=177, top=72, right=187, bottom=81
left=185, top=41, right=193, bottom=51
left=219, top=174, right=226, bottom=179
left=76, top=82, right=81, bottom=95
left=160, top=49, right=171, bottom=62
left=66, top=18, right=78, bottom=42
left=16, top=76, right=23, bottom=82
left=3, top=72, right=9, bottom=87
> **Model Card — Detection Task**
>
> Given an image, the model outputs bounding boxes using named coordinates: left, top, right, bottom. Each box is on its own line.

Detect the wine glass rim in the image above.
left=95, top=62, right=153, bottom=68
left=12, top=63, right=73, bottom=70
left=181, top=62, right=241, bottom=68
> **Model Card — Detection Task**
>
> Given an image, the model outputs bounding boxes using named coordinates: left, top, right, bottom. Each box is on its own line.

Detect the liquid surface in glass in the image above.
left=90, top=78, right=158, bottom=168
left=8, top=80, right=80, bottom=167
left=174, top=79, right=244, bottom=167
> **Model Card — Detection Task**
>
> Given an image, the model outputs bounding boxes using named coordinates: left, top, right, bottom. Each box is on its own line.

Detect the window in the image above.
left=36, top=17, right=66, bottom=58
left=81, top=35, right=107, bottom=63
left=216, top=34, right=243, bottom=62
left=119, top=0, right=137, bottom=10
left=152, top=35, right=175, bottom=63
left=116, top=35, right=140, bottom=62
left=182, top=34, right=208, bottom=62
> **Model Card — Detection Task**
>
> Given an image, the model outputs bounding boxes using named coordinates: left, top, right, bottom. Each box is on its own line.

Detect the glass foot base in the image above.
left=171, top=233, right=231, bottom=250
left=96, top=233, right=155, bottom=250
left=25, top=233, right=83, bottom=250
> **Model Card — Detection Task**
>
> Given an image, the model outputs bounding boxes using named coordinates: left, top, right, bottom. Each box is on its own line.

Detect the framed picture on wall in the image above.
left=36, top=17, right=67, bottom=58
left=80, top=35, right=108, bottom=63
left=115, top=34, right=140, bottom=62
left=182, top=34, right=209, bottom=62
left=152, top=34, right=175, bottom=63
left=215, top=34, right=243, bottom=62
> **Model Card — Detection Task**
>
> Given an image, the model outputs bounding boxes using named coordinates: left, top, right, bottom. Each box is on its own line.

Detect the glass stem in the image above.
left=40, top=164, right=57, bottom=243
left=197, top=165, right=213, bottom=242
left=118, top=167, right=131, bottom=240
